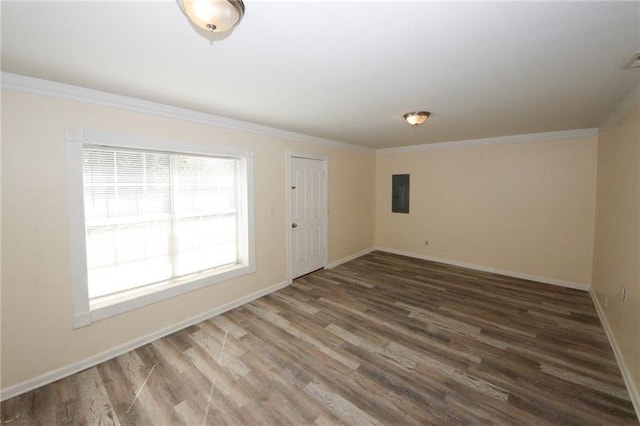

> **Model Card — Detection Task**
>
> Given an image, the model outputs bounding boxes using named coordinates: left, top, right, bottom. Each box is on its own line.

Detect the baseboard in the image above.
left=326, top=247, right=376, bottom=269
left=589, top=290, right=640, bottom=419
left=375, top=247, right=590, bottom=291
left=0, top=279, right=291, bottom=401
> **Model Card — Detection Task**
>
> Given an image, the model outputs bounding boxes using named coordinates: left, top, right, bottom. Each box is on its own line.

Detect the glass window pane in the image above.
left=83, top=146, right=240, bottom=300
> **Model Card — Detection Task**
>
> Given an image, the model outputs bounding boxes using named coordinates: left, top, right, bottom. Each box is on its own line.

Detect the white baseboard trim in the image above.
left=0, top=279, right=291, bottom=402
left=589, top=290, right=640, bottom=419
left=375, top=247, right=590, bottom=291
left=326, top=247, right=376, bottom=269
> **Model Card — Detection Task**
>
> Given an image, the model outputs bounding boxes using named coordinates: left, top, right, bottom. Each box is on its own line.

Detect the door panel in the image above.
left=291, top=157, right=326, bottom=278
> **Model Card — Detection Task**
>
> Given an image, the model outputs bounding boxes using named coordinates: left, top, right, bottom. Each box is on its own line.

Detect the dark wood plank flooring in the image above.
left=2, top=251, right=638, bottom=425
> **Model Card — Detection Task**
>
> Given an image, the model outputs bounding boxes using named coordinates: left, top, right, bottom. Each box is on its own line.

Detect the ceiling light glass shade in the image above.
left=178, top=0, right=245, bottom=33
left=404, top=111, right=431, bottom=126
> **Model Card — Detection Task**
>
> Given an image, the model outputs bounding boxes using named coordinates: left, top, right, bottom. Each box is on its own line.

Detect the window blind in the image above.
left=82, top=147, right=238, bottom=299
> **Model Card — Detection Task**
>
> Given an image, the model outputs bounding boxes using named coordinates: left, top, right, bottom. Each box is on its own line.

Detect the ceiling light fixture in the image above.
left=178, top=0, right=245, bottom=34
left=403, top=111, right=431, bottom=127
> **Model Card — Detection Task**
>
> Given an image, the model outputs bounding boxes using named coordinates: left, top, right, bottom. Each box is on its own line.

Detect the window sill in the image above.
left=74, top=263, right=255, bottom=328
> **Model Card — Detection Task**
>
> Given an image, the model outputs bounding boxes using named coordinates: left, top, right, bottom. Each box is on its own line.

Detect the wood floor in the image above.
left=2, top=251, right=638, bottom=425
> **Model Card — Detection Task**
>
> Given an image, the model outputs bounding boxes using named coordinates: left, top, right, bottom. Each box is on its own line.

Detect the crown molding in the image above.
left=376, top=128, right=599, bottom=154
left=599, top=84, right=640, bottom=132
left=1, top=72, right=371, bottom=152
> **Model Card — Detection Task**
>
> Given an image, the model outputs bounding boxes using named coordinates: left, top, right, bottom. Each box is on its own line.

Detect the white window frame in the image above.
left=65, top=127, right=255, bottom=328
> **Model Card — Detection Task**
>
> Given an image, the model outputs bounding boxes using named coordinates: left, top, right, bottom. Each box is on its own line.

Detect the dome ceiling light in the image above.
left=178, top=0, right=245, bottom=34
left=404, top=111, right=431, bottom=127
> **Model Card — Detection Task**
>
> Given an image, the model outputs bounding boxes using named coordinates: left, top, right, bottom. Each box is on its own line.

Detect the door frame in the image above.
left=285, top=151, right=329, bottom=282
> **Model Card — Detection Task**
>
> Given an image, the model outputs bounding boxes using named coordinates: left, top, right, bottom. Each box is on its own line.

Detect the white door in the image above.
left=291, top=157, right=327, bottom=278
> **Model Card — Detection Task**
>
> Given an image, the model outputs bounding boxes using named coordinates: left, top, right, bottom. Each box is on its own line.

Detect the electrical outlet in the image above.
left=619, top=287, right=627, bottom=301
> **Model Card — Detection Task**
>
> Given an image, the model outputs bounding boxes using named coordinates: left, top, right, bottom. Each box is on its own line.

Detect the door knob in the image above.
left=292, top=223, right=298, bottom=228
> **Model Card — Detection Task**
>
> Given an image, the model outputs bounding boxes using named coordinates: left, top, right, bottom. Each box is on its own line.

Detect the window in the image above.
left=66, top=128, right=255, bottom=327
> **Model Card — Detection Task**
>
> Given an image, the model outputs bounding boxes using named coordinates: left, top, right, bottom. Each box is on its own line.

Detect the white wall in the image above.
left=376, top=135, right=598, bottom=287
left=0, top=89, right=375, bottom=392
left=592, top=92, right=640, bottom=408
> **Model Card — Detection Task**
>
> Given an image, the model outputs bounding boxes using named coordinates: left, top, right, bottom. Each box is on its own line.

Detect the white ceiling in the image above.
left=2, top=1, right=639, bottom=149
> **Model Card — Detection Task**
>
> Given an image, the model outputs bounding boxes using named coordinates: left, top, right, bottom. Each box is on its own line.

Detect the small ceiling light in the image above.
left=404, top=111, right=431, bottom=127
left=178, top=0, right=245, bottom=33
